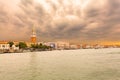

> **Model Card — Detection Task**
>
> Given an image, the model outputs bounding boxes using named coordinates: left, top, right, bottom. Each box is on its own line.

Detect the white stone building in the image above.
left=0, top=44, right=10, bottom=50
left=0, top=41, right=10, bottom=50
left=56, top=41, right=70, bottom=50
left=0, top=42, right=19, bottom=53
left=12, top=45, right=19, bottom=50
left=70, top=45, right=78, bottom=49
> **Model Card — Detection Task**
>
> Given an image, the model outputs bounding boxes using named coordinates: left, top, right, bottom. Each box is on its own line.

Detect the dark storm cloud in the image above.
left=82, top=0, right=120, bottom=40
left=0, top=0, right=120, bottom=42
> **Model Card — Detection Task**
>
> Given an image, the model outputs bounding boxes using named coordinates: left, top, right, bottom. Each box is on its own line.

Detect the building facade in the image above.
left=56, top=41, right=70, bottom=50
left=0, top=43, right=9, bottom=50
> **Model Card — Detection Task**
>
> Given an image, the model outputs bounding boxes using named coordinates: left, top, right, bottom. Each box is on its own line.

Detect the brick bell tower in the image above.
left=31, top=26, right=37, bottom=43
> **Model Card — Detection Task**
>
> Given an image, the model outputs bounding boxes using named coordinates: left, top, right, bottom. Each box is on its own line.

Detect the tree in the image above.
left=18, top=42, right=27, bottom=49
left=35, top=44, right=39, bottom=48
left=38, top=43, right=43, bottom=48
left=15, top=44, right=19, bottom=47
left=30, top=43, right=51, bottom=51
left=8, top=42, right=14, bottom=47
left=31, top=44, right=36, bottom=48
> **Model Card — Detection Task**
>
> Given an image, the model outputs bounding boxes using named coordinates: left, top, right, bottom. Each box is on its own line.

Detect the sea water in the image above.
left=0, top=48, right=120, bottom=80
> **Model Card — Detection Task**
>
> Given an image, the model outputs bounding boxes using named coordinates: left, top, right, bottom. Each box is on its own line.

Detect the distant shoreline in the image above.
left=0, top=48, right=120, bottom=54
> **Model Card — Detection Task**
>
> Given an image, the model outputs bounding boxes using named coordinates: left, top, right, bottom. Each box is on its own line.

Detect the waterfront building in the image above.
left=0, top=41, right=19, bottom=53
left=70, top=44, right=78, bottom=49
left=44, top=42, right=57, bottom=49
left=0, top=41, right=9, bottom=50
left=12, top=45, right=19, bottom=50
left=56, top=41, right=70, bottom=50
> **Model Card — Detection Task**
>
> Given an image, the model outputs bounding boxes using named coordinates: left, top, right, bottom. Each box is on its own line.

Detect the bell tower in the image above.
left=31, top=25, right=37, bottom=43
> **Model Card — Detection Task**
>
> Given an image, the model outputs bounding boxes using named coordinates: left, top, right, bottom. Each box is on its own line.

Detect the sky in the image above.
left=0, top=0, right=120, bottom=43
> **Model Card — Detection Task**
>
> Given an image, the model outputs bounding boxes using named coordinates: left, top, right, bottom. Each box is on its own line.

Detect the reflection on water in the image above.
left=0, top=48, right=120, bottom=80
left=27, top=53, right=39, bottom=80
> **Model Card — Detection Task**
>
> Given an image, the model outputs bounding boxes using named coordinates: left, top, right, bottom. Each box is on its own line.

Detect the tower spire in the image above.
left=31, top=24, right=37, bottom=43
left=32, top=25, right=36, bottom=35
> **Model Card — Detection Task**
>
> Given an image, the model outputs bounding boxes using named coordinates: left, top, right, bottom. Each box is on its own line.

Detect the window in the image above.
left=2, top=45, right=5, bottom=48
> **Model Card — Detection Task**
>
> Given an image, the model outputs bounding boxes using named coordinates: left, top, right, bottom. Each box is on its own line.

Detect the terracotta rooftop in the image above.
left=0, top=41, right=8, bottom=44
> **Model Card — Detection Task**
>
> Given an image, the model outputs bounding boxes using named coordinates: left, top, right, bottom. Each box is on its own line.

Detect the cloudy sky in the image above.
left=0, top=0, right=120, bottom=43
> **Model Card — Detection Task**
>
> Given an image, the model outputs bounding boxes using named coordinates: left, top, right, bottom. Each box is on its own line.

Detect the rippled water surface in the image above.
left=0, top=48, right=120, bottom=80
